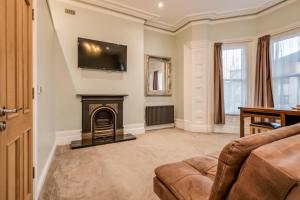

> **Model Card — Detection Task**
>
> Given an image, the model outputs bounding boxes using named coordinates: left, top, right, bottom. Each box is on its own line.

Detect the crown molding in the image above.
left=172, top=0, right=286, bottom=29
left=60, top=0, right=296, bottom=34
left=144, top=26, right=175, bottom=36
left=74, top=0, right=159, bottom=21
left=172, top=0, right=296, bottom=34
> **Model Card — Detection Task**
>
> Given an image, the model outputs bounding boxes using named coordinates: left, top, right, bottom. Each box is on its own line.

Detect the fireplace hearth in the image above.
left=70, top=95, right=136, bottom=149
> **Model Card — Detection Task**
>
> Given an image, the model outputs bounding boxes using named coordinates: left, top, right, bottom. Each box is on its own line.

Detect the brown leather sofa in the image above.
left=154, top=123, right=300, bottom=200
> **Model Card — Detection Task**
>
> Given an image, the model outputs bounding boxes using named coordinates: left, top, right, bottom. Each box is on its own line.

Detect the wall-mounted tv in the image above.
left=78, top=37, right=127, bottom=71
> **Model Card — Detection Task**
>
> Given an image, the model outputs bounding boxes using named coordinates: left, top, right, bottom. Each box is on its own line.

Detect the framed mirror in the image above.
left=145, top=55, right=172, bottom=96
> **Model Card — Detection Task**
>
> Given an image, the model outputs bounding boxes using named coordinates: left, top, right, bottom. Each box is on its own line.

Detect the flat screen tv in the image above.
left=78, top=38, right=127, bottom=71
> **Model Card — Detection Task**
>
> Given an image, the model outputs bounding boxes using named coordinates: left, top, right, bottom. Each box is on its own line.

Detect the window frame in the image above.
left=270, top=29, right=300, bottom=109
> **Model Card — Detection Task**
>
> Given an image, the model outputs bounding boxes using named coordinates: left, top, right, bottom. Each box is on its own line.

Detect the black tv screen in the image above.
left=78, top=38, right=127, bottom=71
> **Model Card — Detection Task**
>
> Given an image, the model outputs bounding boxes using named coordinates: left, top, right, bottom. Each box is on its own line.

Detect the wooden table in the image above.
left=239, top=107, right=300, bottom=137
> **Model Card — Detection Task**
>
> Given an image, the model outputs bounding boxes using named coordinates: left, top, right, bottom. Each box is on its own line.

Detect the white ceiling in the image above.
left=76, top=0, right=288, bottom=31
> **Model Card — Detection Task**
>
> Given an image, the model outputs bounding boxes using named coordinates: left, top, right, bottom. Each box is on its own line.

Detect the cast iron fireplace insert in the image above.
left=91, top=106, right=116, bottom=140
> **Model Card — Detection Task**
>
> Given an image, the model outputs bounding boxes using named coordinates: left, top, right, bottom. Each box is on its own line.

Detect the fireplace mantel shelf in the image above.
left=77, top=94, right=128, bottom=97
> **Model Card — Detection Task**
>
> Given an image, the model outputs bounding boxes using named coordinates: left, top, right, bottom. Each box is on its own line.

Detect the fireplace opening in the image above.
left=91, top=107, right=116, bottom=140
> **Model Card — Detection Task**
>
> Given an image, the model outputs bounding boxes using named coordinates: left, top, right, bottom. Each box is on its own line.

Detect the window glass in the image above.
left=271, top=33, right=300, bottom=108
left=222, top=45, right=247, bottom=114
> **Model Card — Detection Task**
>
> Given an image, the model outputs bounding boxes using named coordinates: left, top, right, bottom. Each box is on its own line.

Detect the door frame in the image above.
left=32, top=0, right=38, bottom=199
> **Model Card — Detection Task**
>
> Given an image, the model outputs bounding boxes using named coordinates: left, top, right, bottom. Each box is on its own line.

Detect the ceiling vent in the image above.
left=65, top=8, right=76, bottom=15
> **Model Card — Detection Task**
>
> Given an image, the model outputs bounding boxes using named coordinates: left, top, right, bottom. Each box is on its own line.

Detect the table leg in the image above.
left=281, top=114, right=286, bottom=126
left=240, top=115, right=245, bottom=138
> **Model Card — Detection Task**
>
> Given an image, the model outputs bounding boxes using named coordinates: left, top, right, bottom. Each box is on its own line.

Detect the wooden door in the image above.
left=0, top=0, right=33, bottom=199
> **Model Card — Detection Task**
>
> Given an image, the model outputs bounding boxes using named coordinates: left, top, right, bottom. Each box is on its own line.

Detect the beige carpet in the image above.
left=39, top=128, right=237, bottom=200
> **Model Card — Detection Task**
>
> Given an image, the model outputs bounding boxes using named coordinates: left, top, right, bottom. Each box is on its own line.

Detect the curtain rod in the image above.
left=222, top=39, right=254, bottom=44
left=217, top=38, right=254, bottom=45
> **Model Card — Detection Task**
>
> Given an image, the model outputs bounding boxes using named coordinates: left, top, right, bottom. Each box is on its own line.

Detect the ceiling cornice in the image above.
left=68, top=0, right=295, bottom=34
left=173, top=0, right=286, bottom=29
left=149, top=0, right=297, bottom=34
left=74, top=0, right=159, bottom=21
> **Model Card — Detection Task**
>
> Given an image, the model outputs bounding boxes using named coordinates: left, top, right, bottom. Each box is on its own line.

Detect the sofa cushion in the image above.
left=155, top=153, right=219, bottom=200
left=209, top=123, right=300, bottom=200
left=228, top=134, right=300, bottom=200
left=184, top=151, right=220, bottom=180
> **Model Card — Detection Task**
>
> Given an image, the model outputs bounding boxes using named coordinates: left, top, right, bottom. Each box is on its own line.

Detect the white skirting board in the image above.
left=36, top=142, right=57, bottom=199
left=175, top=119, right=185, bottom=129
left=124, top=123, right=145, bottom=135
left=145, top=123, right=175, bottom=131
left=185, top=122, right=213, bottom=133
left=55, top=129, right=82, bottom=145
left=175, top=118, right=243, bottom=134
left=175, top=119, right=213, bottom=132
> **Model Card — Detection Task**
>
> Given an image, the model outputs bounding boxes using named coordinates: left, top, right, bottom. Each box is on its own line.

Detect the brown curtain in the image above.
left=254, top=35, right=274, bottom=108
left=153, top=71, right=158, bottom=90
left=214, top=43, right=225, bottom=124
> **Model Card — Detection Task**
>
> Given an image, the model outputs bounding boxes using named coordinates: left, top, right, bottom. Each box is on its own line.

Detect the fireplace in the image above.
left=70, top=95, right=136, bottom=149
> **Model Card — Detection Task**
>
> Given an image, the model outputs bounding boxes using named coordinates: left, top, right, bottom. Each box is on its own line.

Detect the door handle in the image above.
left=0, top=107, right=23, bottom=117
left=0, top=121, right=6, bottom=132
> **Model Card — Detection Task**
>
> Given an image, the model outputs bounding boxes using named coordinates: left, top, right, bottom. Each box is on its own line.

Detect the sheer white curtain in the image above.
left=222, top=45, right=247, bottom=114
left=271, top=31, right=300, bottom=109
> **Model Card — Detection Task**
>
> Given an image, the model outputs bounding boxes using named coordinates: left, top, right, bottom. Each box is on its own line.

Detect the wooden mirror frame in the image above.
left=145, top=55, right=172, bottom=96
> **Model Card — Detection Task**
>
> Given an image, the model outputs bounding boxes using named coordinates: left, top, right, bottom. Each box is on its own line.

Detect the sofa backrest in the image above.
left=227, top=133, right=300, bottom=200
left=209, top=123, right=300, bottom=200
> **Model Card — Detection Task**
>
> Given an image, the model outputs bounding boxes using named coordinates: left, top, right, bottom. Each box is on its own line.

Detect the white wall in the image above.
left=48, top=0, right=145, bottom=130
left=36, top=0, right=56, bottom=194
left=53, top=34, right=81, bottom=131
left=208, top=19, right=257, bottom=41
left=174, top=27, right=193, bottom=119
